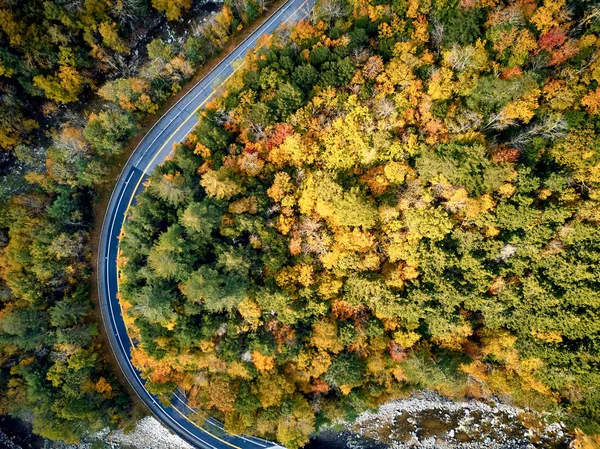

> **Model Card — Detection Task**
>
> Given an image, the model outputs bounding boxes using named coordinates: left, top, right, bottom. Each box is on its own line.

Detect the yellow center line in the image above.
left=116, top=0, right=308, bottom=340
left=112, top=1, right=309, bottom=446
left=116, top=0, right=309, bottom=305
left=121, top=0, right=309, bottom=222
left=171, top=402, right=242, bottom=449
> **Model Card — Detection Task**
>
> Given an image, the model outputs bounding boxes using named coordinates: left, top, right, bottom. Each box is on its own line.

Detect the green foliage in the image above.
left=84, top=110, right=136, bottom=156
left=0, top=0, right=272, bottom=444
left=416, top=143, right=513, bottom=195
left=117, top=1, right=600, bottom=446
left=438, top=5, right=486, bottom=47
left=325, top=353, right=366, bottom=389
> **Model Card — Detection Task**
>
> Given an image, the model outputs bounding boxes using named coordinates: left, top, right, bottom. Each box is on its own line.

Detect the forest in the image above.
left=0, top=0, right=270, bottom=443
left=118, top=0, right=600, bottom=448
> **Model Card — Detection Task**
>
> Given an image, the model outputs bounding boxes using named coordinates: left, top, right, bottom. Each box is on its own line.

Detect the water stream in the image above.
left=307, top=392, right=572, bottom=449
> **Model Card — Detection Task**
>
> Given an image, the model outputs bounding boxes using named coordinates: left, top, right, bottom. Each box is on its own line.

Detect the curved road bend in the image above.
left=97, top=1, right=313, bottom=448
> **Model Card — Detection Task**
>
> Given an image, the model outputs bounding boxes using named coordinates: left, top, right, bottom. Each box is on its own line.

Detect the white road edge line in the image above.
left=171, top=392, right=269, bottom=448
left=98, top=1, right=312, bottom=448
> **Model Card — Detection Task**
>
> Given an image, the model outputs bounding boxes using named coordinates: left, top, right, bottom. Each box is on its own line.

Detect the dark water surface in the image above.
left=0, top=415, right=45, bottom=449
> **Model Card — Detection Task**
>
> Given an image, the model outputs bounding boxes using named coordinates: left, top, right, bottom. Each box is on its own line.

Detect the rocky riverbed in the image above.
left=308, top=391, right=572, bottom=449
left=2, top=391, right=576, bottom=449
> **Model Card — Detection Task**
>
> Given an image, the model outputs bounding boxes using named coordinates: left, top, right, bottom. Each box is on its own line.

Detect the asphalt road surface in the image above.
left=97, top=1, right=313, bottom=447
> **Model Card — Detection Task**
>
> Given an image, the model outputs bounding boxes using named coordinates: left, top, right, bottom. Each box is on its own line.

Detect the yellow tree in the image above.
left=152, top=0, right=192, bottom=20
left=33, top=66, right=85, bottom=103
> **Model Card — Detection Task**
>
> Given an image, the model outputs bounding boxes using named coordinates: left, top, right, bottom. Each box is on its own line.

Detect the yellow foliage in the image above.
left=393, top=330, right=421, bottom=348
left=386, top=59, right=417, bottom=87
left=460, top=360, right=488, bottom=383
left=290, top=19, right=319, bottom=43
left=269, top=134, right=314, bottom=167
left=428, top=67, right=454, bottom=101
left=335, top=228, right=375, bottom=252
left=339, top=385, right=353, bottom=395
left=238, top=298, right=262, bottom=327
left=537, top=188, right=552, bottom=200
left=194, top=143, right=211, bottom=157
left=479, top=194, right=496, bottom=212
left=277, top=214, right=295, bottom=235
left=445, top=188, right=469, bottom=212
left=317, top=277, right=343, bottom=298
left=320, top=111, right=372, bottom=169
left=268, top=171, right=294, bottom=202
left=252, top=350, right=275, bottom=373
left=379, top=205, right=400, bottom=223
left=391, top=366, right=407, bottom=382
left=227, top=362, right=252, bottom=379
left=431, top=321, right=473, bottom=350
left=228, top=196, right=258, bottom=214
left=511, top=30, right=538, bottom=67
left=297, top=264, right=314, bottom=287
left=530, top=0, right=566, bottom=33
left=311, top=318, right=343, bottom=353
left=298, top=175, right=316, bottom=215
left=582, top=88, right=600, bottom=114
left=255, top=373, right=295, bottom=408
left=571, top=431, right=600, bottom=449
left=297, top=350, right=331, bottom=378
left=481, top=329, right=517, bottom=356
left=276, top=264, right=314, bottom=288
left=95, top=377, right=115, bottom=399
left=314, top=199, right=335, bottom=219
left=199, top=340, right=215, bottom=353
left=384, top=161, right=409, bottom=184
left=411, top=15, right=429, bottom=43
left=531, top=329, right=563, bottom=343
left=500, top=89, right=540, bottom=124
left=497, top=183, right=517, bottom=198
left=406, top=0, right=419, bottom=18
left=281, top=195, right=296, bottom=209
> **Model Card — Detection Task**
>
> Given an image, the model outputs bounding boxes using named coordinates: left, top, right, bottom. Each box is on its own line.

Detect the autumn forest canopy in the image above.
left=118, top=0, right=600, bottom=447
left=0, top=0, right=599, bottom=447
left=0, top=0, right=269, bottom=443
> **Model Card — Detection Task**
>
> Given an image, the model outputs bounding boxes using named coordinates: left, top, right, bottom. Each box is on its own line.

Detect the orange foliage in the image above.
left=489, top=146, right=520, bottom=163
left=310, top=378, right=330, bottom=394
left=582, top=88, right=600, bottom=114
left=95, top=377, right=115, bottom=399
left=388, top=340, right=408, bottom=362
left=253, top=350, right=276, bottom=372
left=360, top=166, right=390, bottom=195
left=500, top=66, right=522, bottom=80
left=266, top=319, right=297, bottom=349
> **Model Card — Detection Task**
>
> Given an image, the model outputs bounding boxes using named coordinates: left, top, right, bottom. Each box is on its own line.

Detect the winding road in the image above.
left=97, top=1, right=313, bottom=447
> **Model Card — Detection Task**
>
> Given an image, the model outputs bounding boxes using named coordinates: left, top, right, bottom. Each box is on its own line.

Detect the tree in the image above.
left=84, top=110, right=136, bottom=156
left=115, top=1, right=600, bottom=441
left=200, top=167, right=244, bottom=200
left=149, top=171, right=192, bottom=205
left=272, top=83, right=304, bottom=119
left=99, top=21, right=129, bottom=53
left=312, top=0, right=350, bottom=24
left=292, top=64, right=319, bottom=90
left=180, top=201, right=223, bottom=239
left=181, top=266, right=247, bottom=312
left=151, top=0, right=192, bottom=21
left=98, top=78, right=156, bottom=113
left=147, top=224, right=189, bottom=280
left=33, top=66, right=86, bottom=103
left=324, top=352, right=365, bottom=391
